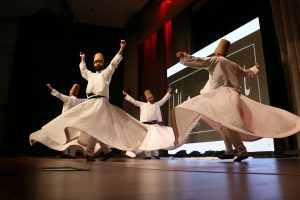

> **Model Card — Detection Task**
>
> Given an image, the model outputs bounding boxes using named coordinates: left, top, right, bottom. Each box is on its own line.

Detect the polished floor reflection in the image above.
left=1, top=156, right=300, bottom=200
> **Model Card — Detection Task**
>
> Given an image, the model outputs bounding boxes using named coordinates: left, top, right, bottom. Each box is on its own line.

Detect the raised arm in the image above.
left=47, top=84, right=69, bottom=103
left=79, top=51, right=92, bottom=80
left=176, top=51, right=213, bottom=69
left=117, top=40, right=126, bottom=56
left=102, top=40, right=126, bottom=80
left=47, top=84, right=54, bottom=92
left=80, top=51, right=85, bottom=63
left=157, top=87, right=172, bottom=106
left=123, top=91, right=143, bottom=107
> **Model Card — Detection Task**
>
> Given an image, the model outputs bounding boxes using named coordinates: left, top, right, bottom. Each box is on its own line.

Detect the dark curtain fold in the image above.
left=271, top=0, right=300, bottom=152
left=271, top=0, right=300, bottom=115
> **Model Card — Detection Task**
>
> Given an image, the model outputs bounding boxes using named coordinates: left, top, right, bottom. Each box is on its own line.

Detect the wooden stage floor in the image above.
left=1, top=156, right=300, bottom=200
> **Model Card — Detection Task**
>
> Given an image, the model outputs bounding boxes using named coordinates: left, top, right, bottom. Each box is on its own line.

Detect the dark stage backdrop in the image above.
left=2, top=11, right=124, bottom=155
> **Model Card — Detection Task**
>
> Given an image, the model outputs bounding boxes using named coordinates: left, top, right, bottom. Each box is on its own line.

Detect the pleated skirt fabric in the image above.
left=173, top=86, right=300, bottom=146
left=39, top=98, right=148, bottom=151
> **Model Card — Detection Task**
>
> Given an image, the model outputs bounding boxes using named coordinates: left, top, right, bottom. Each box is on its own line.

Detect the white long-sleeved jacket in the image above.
left=125, top=92, right=171, bottom=123
left=79, top=53, right=122, bottom=98
left=180, top=55, right=259, bottom=94
left=50, top=89, right=86, bottom=113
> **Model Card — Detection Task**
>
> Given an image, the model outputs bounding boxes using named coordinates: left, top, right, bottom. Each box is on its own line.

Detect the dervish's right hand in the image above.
left=176, top=51, right=187, bottom=59
left=122, top=91, right=128, bottom=98
left=80, top=51, right=85, bottom=62
left=167, top=86, right=172, bottom=94
left=46, top=84, right=53, bottom=92
left=120, top=40, right=126, bottom=49
left=255, top=63, right=261, bottom=70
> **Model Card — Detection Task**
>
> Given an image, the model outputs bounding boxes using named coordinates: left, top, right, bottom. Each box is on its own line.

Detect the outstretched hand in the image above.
left=80, top=51, right=85, bottom=62
left=120, top=40, right=126, bottom=49
left=176, top=51, right=187, bottom=59
left=46, top=84, right=53, bottom=92
left=122, top=91, right=128, bottom=98
left=167, top=86, right=172, bottom=94
left=118, top=40, right=126, bottom=55
left=255, top=63, right=261, bottom=70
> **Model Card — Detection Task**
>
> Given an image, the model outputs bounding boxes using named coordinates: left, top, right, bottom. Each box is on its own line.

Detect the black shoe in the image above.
left=233, top=153, right=249, bottom=162
left=86, top=156, right=96, bottom=162
left=217, top=154, right=234, bottom=159
left=143, top=157, right=151, bottom=160
left=153, top=156, right=160, bottom=159
left=68, top=155, right=75, bottom=159
left=99, top=151, right=113, bottom=161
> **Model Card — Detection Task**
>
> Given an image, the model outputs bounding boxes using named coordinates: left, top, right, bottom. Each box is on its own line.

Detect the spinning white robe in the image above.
left=125, top=92, right=175, bottom=151
left=31, top=53, right=147, bottom=151
left=29, top=89, right=94, bottom=154
left=173, top=55, right=300, bottom=147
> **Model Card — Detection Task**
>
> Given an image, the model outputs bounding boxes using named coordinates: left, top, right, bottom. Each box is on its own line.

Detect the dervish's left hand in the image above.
left=176, top=51, right=187, bottom=59
left=167, top=86, right=172, bottom=94
left=122, top=91, right=128, bottom=98
left=46, top=84, right=53, bottom=92
left=118, top=40, right=126, bottom=55
left=255, top=63, right=261, bottom=70
left=120, top=40, right=126, bottom=49
left=80, top=51, right=85, bottom=62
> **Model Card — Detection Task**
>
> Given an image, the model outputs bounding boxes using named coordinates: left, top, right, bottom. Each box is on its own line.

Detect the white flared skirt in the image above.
left=29, top=130, right=102, bottom=154
left=137, top=124, right=175, bottom=151
left=173, top=87, right=300, bottom=146
left=36, top=98, right=147, bottom=151
left=125, top=124, right=175, bottom=157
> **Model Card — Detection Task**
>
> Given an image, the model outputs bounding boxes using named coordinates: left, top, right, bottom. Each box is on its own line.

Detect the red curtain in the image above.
left=140, top=21, right=172, bottom=120
left=164, top=20, right=172, bottom=68
left=142, top=32, right=157, bottom=98
left=139, top=20, right=172, bottom=124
